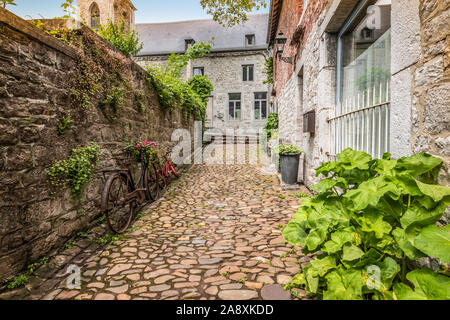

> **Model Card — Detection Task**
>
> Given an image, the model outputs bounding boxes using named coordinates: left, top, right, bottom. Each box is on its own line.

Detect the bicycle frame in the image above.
left=102, top=150, right=149, bottom=208
left=157, top=152, right=179, bottom=183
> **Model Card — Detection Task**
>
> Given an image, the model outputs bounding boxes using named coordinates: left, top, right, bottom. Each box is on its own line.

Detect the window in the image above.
left=245, top=34, right=255, bottom=46
left=228, top=93, right=241, bottom=120
left=193, top=67, right=204, bottom=76
left=185, top=39, right=195, bottom=50
left=332, top=0, right=391, bottom=159
left=90, top=2, right=100, bottom=30
left=254, top=92, right=268, bottom=120
left=242, top=65, right=254, bottom=82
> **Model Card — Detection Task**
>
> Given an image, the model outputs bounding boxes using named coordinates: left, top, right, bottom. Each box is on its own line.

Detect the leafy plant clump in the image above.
left=279, top=144, right=302, bottom=155
left=3, top=257, right=49, bottom=289
left=57, top=115, right=73, bottom=135
left=282, top=149, right=450, bottom=300
left=264, top=112, right=278, bottom=140
left=47, top=144, right=101, bottom=198
left=356, top=67, right=390, bottom=91
left=188, top=75, right=214, bottom=104
left=97, top=19, right=143, bottom=57
left=126, top=141, right=160, bottom=166
left=98, top=87, right=125, bottom=121
left=146, top=41, right=213, bottom=121
left=263, top=57, right=274, bottom=84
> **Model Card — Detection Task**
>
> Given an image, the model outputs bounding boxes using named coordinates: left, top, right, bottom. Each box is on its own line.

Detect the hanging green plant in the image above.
left=47, top=143, right=101, bottom=198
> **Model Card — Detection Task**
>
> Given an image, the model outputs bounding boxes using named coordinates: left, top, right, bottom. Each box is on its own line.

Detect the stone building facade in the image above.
left=268, top=0, right=450, bottom=188
left=77, top=0, right=136, bottom=30
left=134, top=15, right=271, bottom=135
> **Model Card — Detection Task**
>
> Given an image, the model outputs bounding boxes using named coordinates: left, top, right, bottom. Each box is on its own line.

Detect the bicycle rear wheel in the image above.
left=145, top=163, right=160, bottom=201
left=102, top=173, right=135, bottom=234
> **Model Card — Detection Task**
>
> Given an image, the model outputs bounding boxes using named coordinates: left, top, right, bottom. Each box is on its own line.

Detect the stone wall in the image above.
left=410, top=0, right=450, bottom=187
left=136, top=49, right=270, bottom=133
left=0, top=8, right=192, bottom=280
left=77, top=0, right=135, bottom=29
left=273, top=0, right=449, bottom=188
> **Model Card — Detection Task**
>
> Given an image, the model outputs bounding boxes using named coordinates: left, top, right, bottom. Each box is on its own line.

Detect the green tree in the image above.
left=200, top=0, right=267, bottom=27
left=97, top=19, right=144, bottom=56
left=1, top=0, right=16, bottom=9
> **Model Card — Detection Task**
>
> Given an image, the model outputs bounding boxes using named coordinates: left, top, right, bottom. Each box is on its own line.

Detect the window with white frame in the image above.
left=331, top=0, right=392, bottom=159
left=228, top=93, right=241, bottom=120
left=193, top=67, right=204, bottom=76
left=242, top=65, right=254, bottom=82
left=254, top=92, right=268, bottom=120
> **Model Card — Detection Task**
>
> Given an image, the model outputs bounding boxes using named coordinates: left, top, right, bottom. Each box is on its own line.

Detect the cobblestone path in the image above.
left=9, top=148, right=310, bottom=300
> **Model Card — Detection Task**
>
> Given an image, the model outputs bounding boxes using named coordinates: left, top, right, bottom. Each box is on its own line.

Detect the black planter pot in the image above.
left=280, top=153, right=301, bottom=185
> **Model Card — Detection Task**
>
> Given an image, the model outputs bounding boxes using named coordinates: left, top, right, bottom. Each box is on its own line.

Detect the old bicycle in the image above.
left=101, top=142, right=160, bottom=233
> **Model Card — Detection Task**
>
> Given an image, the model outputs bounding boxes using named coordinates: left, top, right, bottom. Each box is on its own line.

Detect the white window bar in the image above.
left=329, top=80, right=390, bottom=159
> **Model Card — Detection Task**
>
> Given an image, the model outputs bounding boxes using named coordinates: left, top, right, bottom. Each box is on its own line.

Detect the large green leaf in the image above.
left=393, top=268, right=450, bottom=300
left=315, top=161, right=340, bottom=178
left=309, top=256, right=337, bottom=277
left=357, top=210, right=392, bottom=238
left=395, top=152, right=443, bottom=178
left=344, top=176, right=400, bottom=211
left=400, top=202, right=446, bottom=229
left=394, top=174, right=423, bottom=196
left=351, top=248, right=384, bottom=268
left=342, top=245, right=365, bottom=261
left=415, top=180, right=450, bottom=204
left=323, top=269, right=365, bottom=300
left=414, top=224, right=450, bottom=263
left=305, top=228, right=327, bottom=251
left=392, top=228, right=426, bottom=260
left=337, top=148, right=372, bottom=171
left=378, top=257, right=400, bottom=290
left=323, top=229, right=356, bottom=254
left=375, top=158, right=397, bottom=175
left=311, top=177, right=348, bottom=193
left=282, top=221, right=307, bottom=246
left=303, top=256, right=337, bottom=294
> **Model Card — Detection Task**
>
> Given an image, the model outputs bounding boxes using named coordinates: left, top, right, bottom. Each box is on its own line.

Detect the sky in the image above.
left=8, top=0, right=269, bottom=23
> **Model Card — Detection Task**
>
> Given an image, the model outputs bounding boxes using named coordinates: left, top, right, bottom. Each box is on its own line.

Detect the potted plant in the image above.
left=278, top=144, right=302, bottom=185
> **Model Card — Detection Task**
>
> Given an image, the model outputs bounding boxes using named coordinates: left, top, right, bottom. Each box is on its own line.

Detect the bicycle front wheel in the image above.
left=102, top=173, right=135, bottom=234
left=145, top=163, right=160, bottom=201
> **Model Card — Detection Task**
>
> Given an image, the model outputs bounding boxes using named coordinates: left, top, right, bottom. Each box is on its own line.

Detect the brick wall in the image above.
left=272, top=0, right=303, bottom=95
left=0, top=8, right=192, bottom=280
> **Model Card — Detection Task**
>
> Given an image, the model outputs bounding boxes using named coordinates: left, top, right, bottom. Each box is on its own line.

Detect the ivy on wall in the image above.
left=47, top=144, right=101, bottom=198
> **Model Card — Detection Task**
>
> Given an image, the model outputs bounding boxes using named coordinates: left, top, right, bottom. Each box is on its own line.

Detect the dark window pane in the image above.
left=261, top=101, right=267, bottom=118
left=249, top=66, right=254, bottom=81
left=243, top=66, right=247, bottom=81
left=229, top=102, right=234, bottom=119
left=229, top=93, right=241, bottom=100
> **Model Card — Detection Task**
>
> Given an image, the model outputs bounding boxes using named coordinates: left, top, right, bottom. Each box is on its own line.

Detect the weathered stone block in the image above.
left=423, top=6, right=450, bottom=43
left=390, top=67, right=413, bottom=158
left=392, top=0, right=421, bottom=73
left=414, top=55, right=444, bottom=87
left=423, top=82, right=450, bottom=134
left=435, top=136, right=450, bottom=156
left=420, top=0, right=439, bottom=19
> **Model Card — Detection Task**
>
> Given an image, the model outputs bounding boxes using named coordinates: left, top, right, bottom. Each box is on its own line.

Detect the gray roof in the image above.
left=135, top=14, right=269, bottom=56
